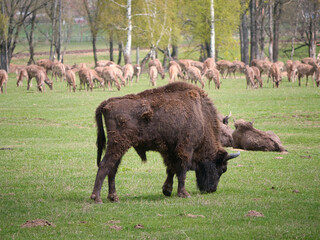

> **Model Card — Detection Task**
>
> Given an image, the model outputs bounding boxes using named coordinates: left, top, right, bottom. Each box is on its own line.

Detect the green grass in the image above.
left=0, top=60, right=320, bottom=239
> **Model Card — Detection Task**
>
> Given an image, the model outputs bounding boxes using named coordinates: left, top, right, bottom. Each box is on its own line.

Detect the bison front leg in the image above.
left=177, top=168, right=191, bottom=198
left=162, top=169, right=174, bottom=197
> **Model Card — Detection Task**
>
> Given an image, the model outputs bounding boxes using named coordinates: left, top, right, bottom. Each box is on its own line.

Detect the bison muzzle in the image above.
left=90, top=82, right=240, bottom=203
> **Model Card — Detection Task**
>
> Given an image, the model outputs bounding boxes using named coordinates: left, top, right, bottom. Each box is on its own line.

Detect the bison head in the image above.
left=196, top=151, right=240, bottom=193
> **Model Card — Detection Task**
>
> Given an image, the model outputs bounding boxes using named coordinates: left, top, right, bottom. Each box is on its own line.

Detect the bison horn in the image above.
left=225, top=151, right=240, bottom=161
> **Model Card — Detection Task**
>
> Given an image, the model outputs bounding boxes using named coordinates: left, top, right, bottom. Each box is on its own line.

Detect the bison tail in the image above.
left=96, top=101, right=108, bottom=167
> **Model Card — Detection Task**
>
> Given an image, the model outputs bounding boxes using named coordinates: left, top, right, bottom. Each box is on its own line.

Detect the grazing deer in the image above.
left=102, top=66, right=121, bottom=91
left=244, top=65, right=257, bottom=89
left=204, top=68, right=220, bottom=89
left=0, top=70, right=8, bottom=94
left=78, top=68, right=94, bottom=91
left=122, top=64, right=134, bottom=86
left=52, top=61, right=66, bottom=82
left=66, top=69, right=77, bottom=92
left=149, top=66, right=158, bottom=86
left=133, top=64, right=141, bottom=83
left=186, top=66, right=205, bottom=89
left=269, top=63, right=282, bottom=88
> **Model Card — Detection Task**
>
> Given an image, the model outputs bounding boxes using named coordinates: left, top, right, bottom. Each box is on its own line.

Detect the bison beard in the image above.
left=91, top=82, right=240, bottom=203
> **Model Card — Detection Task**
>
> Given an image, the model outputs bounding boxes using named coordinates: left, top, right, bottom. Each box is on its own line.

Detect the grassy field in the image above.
left=0, top=55, right=320, bottom=239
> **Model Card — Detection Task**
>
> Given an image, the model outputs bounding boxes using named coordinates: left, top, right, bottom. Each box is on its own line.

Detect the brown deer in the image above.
left=296, top=63, right=318, bottom=87
left=251, top=66, right=263, bottom=88
left=186, top=66, right=205, bottom=89
left=66, top=69, right=77, bottom=92
left=78, top=68, right=94, bottom=91
left=204, top=68, right=220, bottom=89
left=149, top=66, right=158, bottom=86
left=133, top=64, right=141, bottom=83
left=102, top=66, right=121, bottom=91
left=269, top=63, right=282, bottom=88
left=244, top=65, right=257, bottom=89
left=149, top=59, right=165, bottom=79
left=168, top=61, right=183, bottom=83
left=52, top=61, right=66, bottom=82
left=0, top=70, right=8, bottom=93
left=122, top=64, right=134, bottom=86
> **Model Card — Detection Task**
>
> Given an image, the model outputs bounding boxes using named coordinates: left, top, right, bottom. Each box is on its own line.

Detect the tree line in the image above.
left=0, top=0, right=319, bottom=71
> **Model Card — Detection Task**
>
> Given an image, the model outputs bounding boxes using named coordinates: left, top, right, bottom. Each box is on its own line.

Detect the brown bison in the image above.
left=91, top=82, right=240, bottom=203
left=232, top=119, right=287, bottom=152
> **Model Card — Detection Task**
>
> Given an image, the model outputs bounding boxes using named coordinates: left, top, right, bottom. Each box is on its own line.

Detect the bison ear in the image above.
left=224, top=151, right=240, bottom=161
left=250, top=119, right=255, bottom=126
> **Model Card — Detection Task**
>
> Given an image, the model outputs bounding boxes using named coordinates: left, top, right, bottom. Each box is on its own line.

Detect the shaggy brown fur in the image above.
left=90, top=82, right=240, bottom=203
left=232, top=119, right=287, bottom=152
left=0, top=70, right=8, bottom=93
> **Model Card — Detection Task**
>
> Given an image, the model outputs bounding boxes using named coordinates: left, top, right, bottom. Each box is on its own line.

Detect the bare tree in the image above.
left=83, top=0, right=102, bottom=67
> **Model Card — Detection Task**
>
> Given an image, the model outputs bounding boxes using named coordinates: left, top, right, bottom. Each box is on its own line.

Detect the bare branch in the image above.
left=109, top=0, right=127, bottom=8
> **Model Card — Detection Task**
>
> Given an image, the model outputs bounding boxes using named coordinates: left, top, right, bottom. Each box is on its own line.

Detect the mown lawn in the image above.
left=0, top=62, right=319, bottom=239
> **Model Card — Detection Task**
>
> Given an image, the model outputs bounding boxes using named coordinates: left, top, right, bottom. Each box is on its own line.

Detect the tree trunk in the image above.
left=268, top=0, right=273, bottom=62
left=124, top=0, right=132, bottom=64
left=136, top=47, right=140, bottom=64
left=92, top=34, right=98, bottom=67
left=118, top=42, right=123, bottom=65
left=50, top=0, right=58, bottom=61
left=259, top=6, right=265, bottom=59
left=171, top=45, right=178, bottom=60
left=209, top=0, right=215, bottom=59
left=308, top=9, right=316, bottom=58
left=26, top=11, right=37, bottom=65
left=162, top=47, right=170, bottom=70
left=240, top=10, right=249, bottom=64
left=56, top=0, right=62, bottom=61
left=250, top=0, right=258, bottom=62
left=109, top=34, right=114, bottom=62
left=273, top=1, right=282, bottom=63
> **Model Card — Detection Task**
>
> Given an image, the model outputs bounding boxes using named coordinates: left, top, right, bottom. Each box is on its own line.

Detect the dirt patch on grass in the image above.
left=246, top=210, right=264, bottom=217
left=21, top=219, right=55, bottom=228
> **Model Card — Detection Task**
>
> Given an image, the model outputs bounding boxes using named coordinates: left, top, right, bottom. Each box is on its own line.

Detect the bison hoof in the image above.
left=90, top=193, right=103, bottom=204
left=108, top=193, right=119, bottom=202
left=162, top=188, right=172, bottom=197
left=178, top=190, right=191, bottom=198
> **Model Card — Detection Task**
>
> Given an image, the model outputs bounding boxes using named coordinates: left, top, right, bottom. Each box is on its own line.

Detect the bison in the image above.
left=91, top=82, right=240, bottom=203
left=232, top=119, right=287, bottom=152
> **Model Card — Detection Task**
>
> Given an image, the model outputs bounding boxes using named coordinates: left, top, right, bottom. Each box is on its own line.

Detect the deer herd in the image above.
left=1, top=55, right=320, bottom=94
